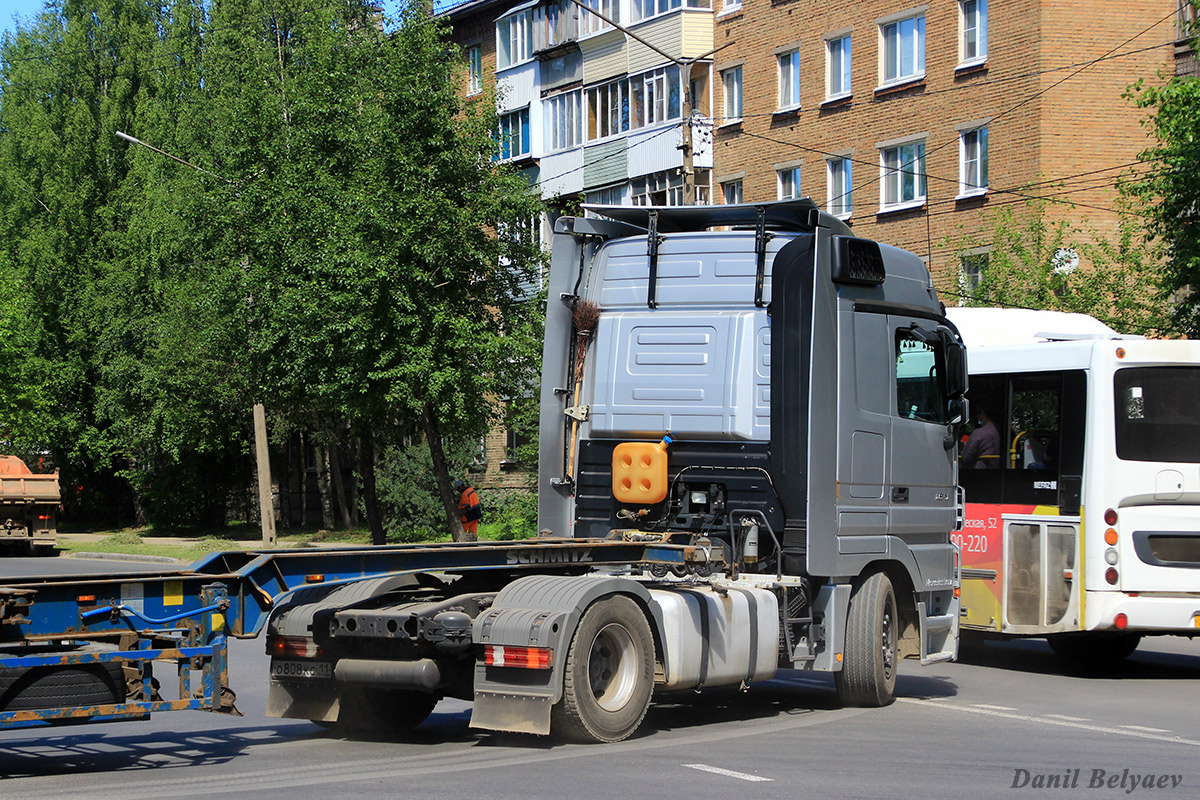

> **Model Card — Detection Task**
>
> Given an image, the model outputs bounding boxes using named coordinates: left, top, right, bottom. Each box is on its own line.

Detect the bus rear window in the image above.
left=1114, top=367, right=1200, bottom=463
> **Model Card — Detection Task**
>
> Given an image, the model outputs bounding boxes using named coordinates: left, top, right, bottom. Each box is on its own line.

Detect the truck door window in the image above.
left=895, top=329, right=945, bottom=423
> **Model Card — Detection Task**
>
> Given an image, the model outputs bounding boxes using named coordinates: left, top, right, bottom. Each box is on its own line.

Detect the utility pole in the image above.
left=562, top=0, right=729, bottom=205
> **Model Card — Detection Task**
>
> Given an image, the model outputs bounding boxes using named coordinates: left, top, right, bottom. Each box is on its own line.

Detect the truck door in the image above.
left=890, top=316, right=958, bottom=540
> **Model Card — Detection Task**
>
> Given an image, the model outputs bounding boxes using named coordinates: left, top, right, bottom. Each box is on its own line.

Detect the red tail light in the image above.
left=1114, top=613, right=1128, bottom=630
left=266, top=635, right=323, bottom=658
left=1105, top=568, right=1119, bottom=585
left=1104, top=508, right=1118, bottom=526
left=484, top=644, right=553, bottom=669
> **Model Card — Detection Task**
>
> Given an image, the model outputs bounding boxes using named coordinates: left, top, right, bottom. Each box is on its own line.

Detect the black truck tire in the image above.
left=551, top=594, right=654, bottom=743
left=1048, top=633, right=1142, bottom=665
left=332, top=689, right=438, bottom=734
left=0, top=660, right=126, bottom=712
left=835, top=571, right=898, bottom=708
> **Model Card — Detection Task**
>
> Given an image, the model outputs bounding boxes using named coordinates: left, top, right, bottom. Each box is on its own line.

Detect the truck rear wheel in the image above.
left=332, top=689, right=438, bottom=734
left=835, top=571, right=898, bottom=708
left=551, top=595, right=654, bottom=743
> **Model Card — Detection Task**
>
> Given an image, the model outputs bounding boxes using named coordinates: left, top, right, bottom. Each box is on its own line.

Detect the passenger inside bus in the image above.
left=961, top=403, right=1001, bottom=469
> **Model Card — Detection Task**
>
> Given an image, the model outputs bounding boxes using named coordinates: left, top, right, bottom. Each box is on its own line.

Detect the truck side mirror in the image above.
left=942, top=334, right=968, bottom=398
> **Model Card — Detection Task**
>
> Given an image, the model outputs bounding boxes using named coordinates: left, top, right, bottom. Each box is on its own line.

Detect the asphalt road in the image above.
left=2, top=558, right=1199, bottom=799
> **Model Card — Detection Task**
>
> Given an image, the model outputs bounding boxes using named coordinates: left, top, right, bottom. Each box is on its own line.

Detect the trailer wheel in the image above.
left=1048, top=633, right=1141, bottom=665
left=835, top=571, right=898, bottom=708
left=332, top=689, right=438, bottom=734
left=0, top=661, right=126, bottom=712
left=552, top=595, right=654, bottom=743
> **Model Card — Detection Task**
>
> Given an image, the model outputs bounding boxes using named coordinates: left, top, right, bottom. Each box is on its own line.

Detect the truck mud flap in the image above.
left=918, top=598, right=959, bottom=665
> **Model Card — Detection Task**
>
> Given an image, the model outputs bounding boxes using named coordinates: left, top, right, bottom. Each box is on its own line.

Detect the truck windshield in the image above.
left=1113, top=366, right=1200, bottom=463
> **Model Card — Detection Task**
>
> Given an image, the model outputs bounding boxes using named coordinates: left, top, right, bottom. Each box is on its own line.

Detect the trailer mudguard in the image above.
left=471, top=574, right=653, bottom=735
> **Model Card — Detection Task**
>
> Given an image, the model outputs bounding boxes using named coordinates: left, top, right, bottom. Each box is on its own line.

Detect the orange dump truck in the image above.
left=0, top=456, right=59, bottom=554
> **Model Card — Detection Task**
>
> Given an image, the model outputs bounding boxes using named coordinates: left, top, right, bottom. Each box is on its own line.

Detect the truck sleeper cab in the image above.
left=264, top=200, right=965, bottom=743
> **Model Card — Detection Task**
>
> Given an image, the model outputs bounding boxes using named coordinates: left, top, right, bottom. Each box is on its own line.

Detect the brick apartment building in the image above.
left=444, top=0, right=1194, bottom=301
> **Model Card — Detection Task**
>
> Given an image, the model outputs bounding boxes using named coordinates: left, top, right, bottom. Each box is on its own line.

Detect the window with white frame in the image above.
left=578, top=0, right=616, bottom=36
left=642, top=66, right=682, bottom=126
left=467, top=45, right=482, bottom=94
left=497, top=10, right=533, bottom=70
left=958, top=250, right=989, bottom=303
left=633, top=170, right=686, bottom=206
left=721, top=0, right=742, bottom=13
left=881, top=13, right=925, bottom=85
left=497, top=108, right=531, bottom=160
left=778, top=49, right=801, bottom=109
left=585, top=185, right=625, bottom=214
left=631, top=0, right=712, bottom=24
left=827, top=157, right=852, bottom=217
left=778, top=165, right=801, bottom=200
left=880, top=140, right=926, bottom=208
left=827, top=35, right=851, bottom=99
left=723, top=179, right=743, bottom=204
left=722, top=66, right=743, bottom=123
left=960, top=0, right=988, bottom=64
left=960, top=127, right=988, bottom=194
left=587, top=78, right=630, bottom=140
left=545, top=91, right=582, bottom=152
left=586, top=66, right=681, bottom=140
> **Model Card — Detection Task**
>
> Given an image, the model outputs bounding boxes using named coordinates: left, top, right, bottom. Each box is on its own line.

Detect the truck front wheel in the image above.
left=835, top=571, right=898, bottom=707
left=552, top=595, right=654, bottom=743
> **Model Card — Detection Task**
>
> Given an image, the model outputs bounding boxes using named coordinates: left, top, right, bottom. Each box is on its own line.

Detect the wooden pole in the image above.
left=253, top=403, right=277, bottom=546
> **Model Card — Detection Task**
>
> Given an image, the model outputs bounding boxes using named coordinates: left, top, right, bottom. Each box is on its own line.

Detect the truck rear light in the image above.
left=266, top=635, right=323, bottom=658
left=484, top=645, right=553, bottom=669
left=1114, top=613, right=1128, bottom=630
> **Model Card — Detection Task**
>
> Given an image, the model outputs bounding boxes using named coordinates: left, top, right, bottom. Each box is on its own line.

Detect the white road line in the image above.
left=901, top=698, right=1200, bottom=747
left=683, top=763, right=773, bottom=782
left=1121, top=725, right=1172, bottom=734
left=972, top=704, right=1017, bottom=711
left=1043, top=714, right=1090, bottom=722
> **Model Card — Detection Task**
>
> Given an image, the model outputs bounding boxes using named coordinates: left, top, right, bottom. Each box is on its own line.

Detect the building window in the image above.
left=467, top=45, right=482, bottom=94
left=497, top=108, right=530, bottom=160
left=545, top=91, right=582, bottom=152
left=881, top=13, right=925, bottom=85
left=827, top=36, right=851, bottom=99
left=778, top=166, right=801, bottom=200
left=960, top=127, right=989, bottom=195
left=722, top=179, right=743, bottom=204
left=633, top=169, right=686, bottom=206
left=880, top=140, right=926, bottom=209
left=721, top=66, right=743, bottom=123
left=586, top=66, right=681, bottom=141
left=958, top=251, right=988, bottom=304
left=579, top=0, right=617, bottom=36
left=721, top=0, right=742, bottom=13
left=961, top=0, right=988, bottom=65
left=827, top=157, right=852, bottom=218
left=1180, top=1, right=1198, bottom=40
left=778, top=49, right=801, bottom=109
left=631, top=0, right=712, bottom=24
left=497, top=10, right=532, bottom=70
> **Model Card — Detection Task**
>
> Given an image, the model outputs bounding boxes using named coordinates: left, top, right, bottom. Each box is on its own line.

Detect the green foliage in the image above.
left=373, top=434, right=482, bottom=542
left=942, top=201, right=1172, bottom=336
left=478, top=487, right=537, bottom=541
left=1124, top=43, right=1200, bottom=336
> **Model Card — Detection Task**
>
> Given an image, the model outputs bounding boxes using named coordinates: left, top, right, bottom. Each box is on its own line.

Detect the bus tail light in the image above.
left=1104, top=547, right=1119, bottom=565
left=1114, top=613, right=1128, bottom=630
left=484, top=645, right=553, bottom=669
left=1104, top=529, right=1118, bottom=545
left=1105, top=568, right=1119, bottom=585
left=1104, top=508, right=1118, bottom=526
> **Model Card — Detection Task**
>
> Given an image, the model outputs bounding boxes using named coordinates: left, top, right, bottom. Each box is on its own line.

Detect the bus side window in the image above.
left=1011, top=380, right=1061, bottom=472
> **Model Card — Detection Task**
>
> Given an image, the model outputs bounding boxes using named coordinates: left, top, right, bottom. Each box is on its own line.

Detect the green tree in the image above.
left=1125, top=12, right=1200, bottom=337
left=942, top=201, right=1171, bottom=336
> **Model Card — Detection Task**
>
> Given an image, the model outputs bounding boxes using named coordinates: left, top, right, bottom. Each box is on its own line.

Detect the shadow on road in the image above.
left=957, top=635, right=1200, bottom=680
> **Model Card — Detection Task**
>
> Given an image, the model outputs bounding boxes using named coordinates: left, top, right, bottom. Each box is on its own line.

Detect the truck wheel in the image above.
left=552, top=595, right=654, bottom=743
left=1048, top=633, right=1141, bottom=665
left=835, top=571, right=898, bottom=708
left=333, top=689, right=437, bottom=734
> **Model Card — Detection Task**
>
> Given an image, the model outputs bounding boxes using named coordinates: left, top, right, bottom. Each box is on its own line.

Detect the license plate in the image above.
left=271, top=659, right=332, bottom=680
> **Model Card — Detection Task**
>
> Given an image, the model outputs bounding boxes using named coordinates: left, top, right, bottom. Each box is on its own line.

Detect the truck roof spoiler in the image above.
left=583, top=198, right=854, bottom=236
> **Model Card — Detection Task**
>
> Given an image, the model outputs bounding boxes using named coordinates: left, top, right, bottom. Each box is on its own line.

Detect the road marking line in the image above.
left=1043, top=714, right=1089, bottom=722
left=1121, top=725, right=1172, bottom=733
left=683, top=763, right=773, bottom=782
left=972, top=704, right=1017, bottom=711
left=901, top=698, right=1200, bottom=747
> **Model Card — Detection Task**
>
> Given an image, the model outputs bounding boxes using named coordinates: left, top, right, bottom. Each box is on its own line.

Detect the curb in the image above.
left=64, top=551, right=186, bottom=565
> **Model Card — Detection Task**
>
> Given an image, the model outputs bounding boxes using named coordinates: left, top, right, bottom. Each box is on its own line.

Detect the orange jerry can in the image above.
left=612, top=435, right=672, bottom=505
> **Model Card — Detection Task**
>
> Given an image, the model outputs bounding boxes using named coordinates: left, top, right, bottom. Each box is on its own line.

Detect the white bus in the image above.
left=946, top=308, right=1200, bottom=662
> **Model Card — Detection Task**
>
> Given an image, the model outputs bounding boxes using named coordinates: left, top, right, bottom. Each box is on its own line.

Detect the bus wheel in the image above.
left=552, top=595, right=654, bottom=743
left=835, top=572, right=898, bottom=707
left=1048, top=633, right=1141, bottom=665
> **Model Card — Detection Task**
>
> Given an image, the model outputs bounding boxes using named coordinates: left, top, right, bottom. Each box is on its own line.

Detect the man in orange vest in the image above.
left=455, top=480, right=482, bottom=535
